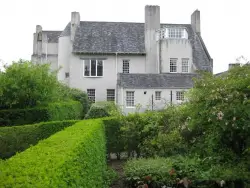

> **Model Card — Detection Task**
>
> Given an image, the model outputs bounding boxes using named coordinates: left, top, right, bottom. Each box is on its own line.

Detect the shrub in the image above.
left=85, top=101, right=119, bottom=119
left=0, top=119, right=109, bottom=187
left=103, top=118, right=125, bottom=159
left=124, top=156, right=250, bottom=188
left=0, top=60, right=63, bottom=109
left=0, top=120, right=78, bottom=159
left=0, top=101, right=83, bottom=126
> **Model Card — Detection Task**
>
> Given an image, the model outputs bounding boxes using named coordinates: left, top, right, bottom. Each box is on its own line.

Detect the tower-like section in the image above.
left=144, top=5, right=160, bottom=73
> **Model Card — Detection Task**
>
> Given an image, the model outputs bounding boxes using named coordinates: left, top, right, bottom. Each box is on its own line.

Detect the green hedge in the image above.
left=0, top=120, right=79, bottom=159
left=0, top=119, right=108, bottom=187
left=0, top=101, right=83, bottom=126
left=124, top=157, right=250, bottom=188
left=85, top=101, right=119, bottom=119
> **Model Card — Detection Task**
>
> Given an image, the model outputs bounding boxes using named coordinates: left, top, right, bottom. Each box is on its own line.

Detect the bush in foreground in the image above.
left=0, top=120, right=78, bottom=159
left=0, top=101, right=83, bottom=126
left=0, top=119, right=109, bottom=187
left=124, top=157, right=250, bottom=188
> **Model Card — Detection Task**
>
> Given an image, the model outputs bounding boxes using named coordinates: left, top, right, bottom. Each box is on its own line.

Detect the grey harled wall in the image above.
left=145, top=5, right=160, bottom=73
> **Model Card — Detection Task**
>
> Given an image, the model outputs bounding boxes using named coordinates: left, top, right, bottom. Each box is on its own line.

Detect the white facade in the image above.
left=32, top=6, right=212, bottom=113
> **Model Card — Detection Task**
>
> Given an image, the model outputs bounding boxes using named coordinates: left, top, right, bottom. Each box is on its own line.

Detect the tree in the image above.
left=0, top=60, right=63, bottom=109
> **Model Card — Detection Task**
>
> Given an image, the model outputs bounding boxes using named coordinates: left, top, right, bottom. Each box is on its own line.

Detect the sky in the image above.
left=0, top=0, right=249, bottom=74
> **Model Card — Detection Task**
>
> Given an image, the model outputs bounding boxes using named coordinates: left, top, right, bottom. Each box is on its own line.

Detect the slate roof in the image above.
left=43, top=31, right=62, bottom=43
left=118, top=73, right=197, bottom=89
left=58, top=21, right=212, bottom=71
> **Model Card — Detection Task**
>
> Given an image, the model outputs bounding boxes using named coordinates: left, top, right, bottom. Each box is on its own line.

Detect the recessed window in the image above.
left=65, top=72, right=70, bottom=78
left=87, top=89, right=95, bottom=103
left=170, top=58, right=177, bottom=73
left=84, top=60, right=103, bottom=77
left=155, top=91, right=161, bottom=100
left=107, top=89, right=115, bottom=102
left=123, top=60, right=130, bottom=73
left=168, top=28, right=184, bottom=38
left=126, top=91, right=134, bottom=107
left=176, top=91, right=184, bottom=101
left=182, top=58, right=189, bottom=73
left=37, top=32, right=42, bottom=41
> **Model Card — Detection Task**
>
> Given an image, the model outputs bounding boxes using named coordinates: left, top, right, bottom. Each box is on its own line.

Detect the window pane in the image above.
left=84, top=60, right=90, bottom=76
left=155, top=91, right=161, bottom=100
left=182, top=58, right=189, bottom=73
left=107, top=89, right=115, bottom=101
left=126, top=91, right=134, bottom=107
left=91, top=60, right=96, bottom=76
left=170, top=58, right=177, bottom=73
left=97, top=60, right=103, bottom=76
left=176, top=91, right=184, bottom=101
left=123, top=60, right=130, bottom=73
left=87, top=89, right=95, bottom=103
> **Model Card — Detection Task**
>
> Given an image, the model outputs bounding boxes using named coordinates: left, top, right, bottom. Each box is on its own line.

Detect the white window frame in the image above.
left=155, top=91, right=161, bottom=100
left=176, top=91, right=185, bottom=101
left=83, top=60, right=104, bottom=77
left=107, top=89, right=115, bottom=102
left=87, top=89, right=96, bottom=103
left=123, top=60, right=130, bottom=73
left=182, top=58, right=189, bottom=73
left=170, top=58, right=177, bottom=73
left=126, top=91, right=135, bottom=108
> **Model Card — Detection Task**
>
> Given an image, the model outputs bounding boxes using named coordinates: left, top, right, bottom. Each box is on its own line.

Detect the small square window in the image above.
left=155, top=91, right=161, bottom=100
left=182, top=58, right=189, bottom=73
left=126, top=91, right=135, bottom=107
left=144, top=91, right=147, bottom=95
left=176, top=91, right=185, bottom=101
left=87, top=89, right=95, bottom=103
left=123, top=60, right=130, bottom=73
left=107, top=89, right=115, bottom=102
left=170, top=58, right=177, bottom=73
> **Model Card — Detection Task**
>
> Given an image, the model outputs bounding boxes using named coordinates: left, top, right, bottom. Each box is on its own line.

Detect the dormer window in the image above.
left=157, top=27, right=188, bottom=40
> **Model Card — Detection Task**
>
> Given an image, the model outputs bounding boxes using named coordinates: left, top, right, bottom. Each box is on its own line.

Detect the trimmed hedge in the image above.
left=0, top=119, right=108, bottom=187
left=85, top=101, right=119, bottom=119
left=0, top=120, right=79, bottom=159
left=0, top=101, right=83, bottom=126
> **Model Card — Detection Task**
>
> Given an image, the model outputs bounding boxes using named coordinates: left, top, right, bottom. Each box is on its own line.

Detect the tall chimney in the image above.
left=191, top=10, right=200, bottom=34
left=145, top=5, right=160, bottom=73
left=71, top=12, right=80, bottom=41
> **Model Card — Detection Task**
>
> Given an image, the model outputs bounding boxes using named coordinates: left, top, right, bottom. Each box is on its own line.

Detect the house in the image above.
left=31, top=5, right=213, bottom=113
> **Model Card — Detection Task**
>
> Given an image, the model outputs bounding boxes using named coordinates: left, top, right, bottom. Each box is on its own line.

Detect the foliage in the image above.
left=0, top=119, right=109, bottom=188
left=103, top=118, right=125, bottom=159
left=85, top=101, right=120, bottom=119
left=0, top=60, right=63, bottom=109
left=0, top=120, right=78, bottom=159
left=103, top=167, right=119, bottom=187
left=58, top=85, right=90, bottom=118
left=0, top=101, right=83, bottom=126
left=124, top=156, right=250, bottom=188
left=185, top=66, right=250, bottom=160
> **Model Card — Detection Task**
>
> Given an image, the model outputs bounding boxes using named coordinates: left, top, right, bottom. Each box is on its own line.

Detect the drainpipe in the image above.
left=121, top=87, right=124, bottom=111
left=115, top=52, right=118, bottom=74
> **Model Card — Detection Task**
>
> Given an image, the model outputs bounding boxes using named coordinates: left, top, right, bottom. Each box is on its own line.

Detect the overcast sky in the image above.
left=0, top=0, right=249, bottom=73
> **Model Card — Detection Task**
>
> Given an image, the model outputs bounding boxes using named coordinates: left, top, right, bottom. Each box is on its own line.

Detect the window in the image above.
left=155, top=91, right=161, bottom=100
left=126, top=91, right=134, bottom=107
left=170, top=58, right=177, bottom=73
left=107, top=89, right=115, bottom=101
left=37, top=32, right=42, bottom=41
left=84, top=60, right=103, bottom=77
left=65, top=72, right=69, bottom=78
left=87, top=89, right=95, bottom=103
left=182, top=59, right=189, bottom=73
left=123, top=60, right=130, bottom=73
left=168, top=28, right=184, bottom=38
left=176, top=91, right=184, bottom=101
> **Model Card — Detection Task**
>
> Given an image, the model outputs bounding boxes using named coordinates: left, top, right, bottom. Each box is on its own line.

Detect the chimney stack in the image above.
left=36, top=25, right=42, bottom=33
left=228, top=63, right=240, bottom=70
left=71, top=12, right=80, bottom=41
left=145, top=5, right=160, bottom=73
left=191, top=10, right=200, bottom=34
